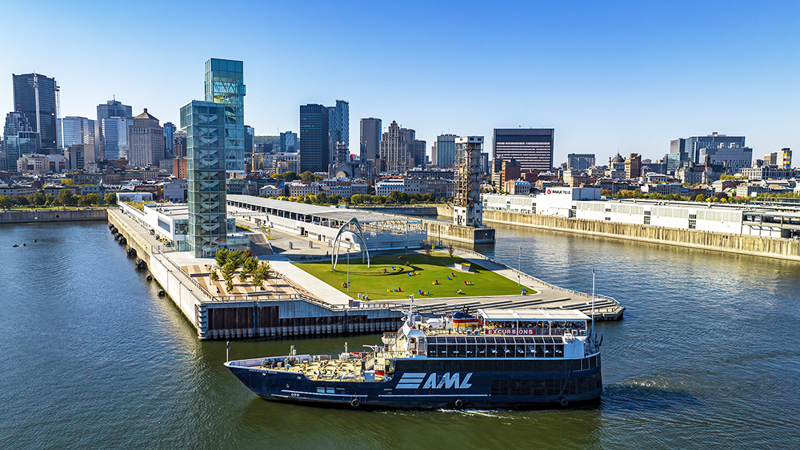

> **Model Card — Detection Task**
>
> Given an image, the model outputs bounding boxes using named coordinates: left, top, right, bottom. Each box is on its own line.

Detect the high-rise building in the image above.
left=764, top=148, right=792, bottom=169
left=673, top=132, right=752, bottom=172
left=280, top=131, right=298, bottom=153
left=65, top=145, right=85, bottom=170
left=359, top=118, right=381, bottom=180
left=328, top=100, right=349, bottom=150
left=493, top=128, right=554, bottom=172
left=380, top=121, right=413, bottom=173
left=61, top=116, right=97, bottom=164
left=624, top=153, right=642, bottom=179
left=181, top=100, right=228, bottom=257
left=163, top=122, right=176, bottom=156
left=97, top=99, right=133, bottom=160
left=3, top=112, right=35, bottom=171
left=204, top=58, right=246, bottom=173
left=6, top=131, right=42, bottom=172
left=567, top=153, right=595, bottom=170
left=13, top=73, right=58, bottom=154
left=174, top=131, right=187, bottom=158
left=454, top=136, right=484, bottom=227
left=128, top=109, right=165, bottom=168
left=244, top=125, right=255, bottom=159
left=666, top=138, right=689, bottom=174
left=412, top=140, right=426, bottom=168
left=435, top=134, right=457, bottom=168
left=299, top=104, right=329, bottom=173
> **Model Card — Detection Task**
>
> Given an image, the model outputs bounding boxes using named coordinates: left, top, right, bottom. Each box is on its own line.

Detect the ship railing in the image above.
left=455, top=248, right=622, bottom=309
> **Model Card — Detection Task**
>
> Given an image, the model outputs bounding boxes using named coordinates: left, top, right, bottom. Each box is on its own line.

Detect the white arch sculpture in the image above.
left=331, top=217, right=371, bottom=270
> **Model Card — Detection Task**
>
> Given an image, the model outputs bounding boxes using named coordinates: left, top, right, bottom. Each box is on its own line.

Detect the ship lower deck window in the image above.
left=489, top=373, right=602, bottom=397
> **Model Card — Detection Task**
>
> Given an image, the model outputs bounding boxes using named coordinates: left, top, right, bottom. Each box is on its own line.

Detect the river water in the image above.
left=1, top=221, right=799, bottom=449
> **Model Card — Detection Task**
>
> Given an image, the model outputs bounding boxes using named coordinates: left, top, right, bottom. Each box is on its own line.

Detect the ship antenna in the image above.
left=591, top=269, right=596, bottom=344
left=407, top=294, right=415, bottom=327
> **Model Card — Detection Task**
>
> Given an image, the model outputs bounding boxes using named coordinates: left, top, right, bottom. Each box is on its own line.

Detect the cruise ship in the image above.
left=225, top=304, right=603, bottom=409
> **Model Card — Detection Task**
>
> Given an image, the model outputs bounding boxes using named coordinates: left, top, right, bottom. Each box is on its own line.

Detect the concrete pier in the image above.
left=108, top=208, right=405, bottom=340
left=108, top=206, right=623, bottom=341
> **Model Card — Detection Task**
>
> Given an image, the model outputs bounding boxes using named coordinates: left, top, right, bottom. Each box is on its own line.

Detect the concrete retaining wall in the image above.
left=0, top=209, right=107, bottom=224
left=482, top=209, right=800, bottom=262
left=107, top=209, right=152, bottom=267
left=418, top=219, right=495, bottom=244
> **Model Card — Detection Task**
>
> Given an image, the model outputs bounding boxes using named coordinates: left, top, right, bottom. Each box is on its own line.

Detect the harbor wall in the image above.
left=0, top=208, right=107, bottom=224
left=478, top=209, right=800, bottom=262
left=417, top=219, right=495, bottom=244
left=352, top=205, right=494, bottom=244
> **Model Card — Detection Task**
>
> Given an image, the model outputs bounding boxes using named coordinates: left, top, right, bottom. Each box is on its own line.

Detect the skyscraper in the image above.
left=174, top=131, right=187, bottom=158
left=493, top=128, right=554, bottom=172
left=181, top=100, right=227, bottom=257
left=280, top=131, right=297, bottom=153
left=13, top=73, right=58, bottom=153
left=102, top=117, right=130, bottom=161
left=359, top=117, right=381, bottom=171
left=61, top=116, right=97, bottom=163
left=380, top=121, right=412, bottom=173
left=204, top=58, right=246, bottom=173
left=128, top=109, right=165, bottom=168
left=328, top=100, right=349, bottom=149
left=244, top=125, right=255, bottom=160
left=163, top=122, right=176, bottom=156
left=299, top=104, right=329, bottom=173
left=3, top=112, right=37, bottom=171
left=435, top=134, right=457, bottom=168
left=97, top=99, right=133, bottom=160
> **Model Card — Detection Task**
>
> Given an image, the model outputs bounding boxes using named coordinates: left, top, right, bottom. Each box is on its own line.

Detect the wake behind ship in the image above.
left=225, top=305, right=603, bottom=409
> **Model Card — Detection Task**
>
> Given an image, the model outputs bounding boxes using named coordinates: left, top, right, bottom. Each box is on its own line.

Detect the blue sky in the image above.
left=2, top=0, right=799, bottom=164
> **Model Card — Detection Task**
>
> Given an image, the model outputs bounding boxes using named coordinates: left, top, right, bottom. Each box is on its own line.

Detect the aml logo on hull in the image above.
left=395, top=372, right=473, bottom=390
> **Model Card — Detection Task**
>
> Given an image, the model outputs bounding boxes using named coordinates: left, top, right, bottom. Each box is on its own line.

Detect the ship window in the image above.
left=466, top=341, right=476, bottom=358
left=475, top=337, right=486, bottom=344
left=446, top=337, right=456, bottom=344
left=544, top=345, right=555, bottom=358
left=534, top=337, right=545, bottom=344
left=447, top=344, right=458, bottom=358
left=456, top=336, right=466, bottom=344
left=523, top=337, right=534, bottom=343
left=428, top=343, right=438, bottom=358
left=544, top=337, right=555, bottom=344
left=554, top=345, right=564, bottom=358
left=546, top=379, right=559, bottom=396
left=516, top=344, right=525, bottom=357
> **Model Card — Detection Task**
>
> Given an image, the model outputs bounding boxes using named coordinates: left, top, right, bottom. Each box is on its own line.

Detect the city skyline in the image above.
left=1, top=1, right=799, bottom=165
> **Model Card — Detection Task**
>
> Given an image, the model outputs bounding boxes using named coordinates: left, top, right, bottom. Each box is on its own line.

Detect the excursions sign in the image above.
left=485, top=328, right=538, bottom=335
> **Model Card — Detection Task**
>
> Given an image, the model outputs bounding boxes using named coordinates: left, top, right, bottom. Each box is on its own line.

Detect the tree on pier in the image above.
left=251, top=262, right=271, bottom=290
left=0, top=195, right=11, bottom=210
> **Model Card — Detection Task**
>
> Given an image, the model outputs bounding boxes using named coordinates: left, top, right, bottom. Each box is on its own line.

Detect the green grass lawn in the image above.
left=295, top=252, right=534, bottom=300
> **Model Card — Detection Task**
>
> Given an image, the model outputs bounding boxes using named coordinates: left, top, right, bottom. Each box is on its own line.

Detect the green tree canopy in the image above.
left=0, top=195, right=12, bottom=210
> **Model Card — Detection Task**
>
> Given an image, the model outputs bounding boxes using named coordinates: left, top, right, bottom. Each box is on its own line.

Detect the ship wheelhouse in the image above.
left=423, top=309, right=595, bottom=360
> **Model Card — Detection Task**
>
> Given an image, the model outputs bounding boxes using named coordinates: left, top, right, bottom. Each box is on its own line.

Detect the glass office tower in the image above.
left=204, top=58, right=245, bottom=173
left=181, top=101, right=228, bottom=257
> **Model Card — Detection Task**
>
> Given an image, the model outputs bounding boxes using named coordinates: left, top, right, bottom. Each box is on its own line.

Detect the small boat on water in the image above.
left=225, top=298, right=604, bottom=409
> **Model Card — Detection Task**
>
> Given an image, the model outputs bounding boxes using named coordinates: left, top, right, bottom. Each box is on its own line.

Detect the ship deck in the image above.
left=250, top=355, right=391, bottom=383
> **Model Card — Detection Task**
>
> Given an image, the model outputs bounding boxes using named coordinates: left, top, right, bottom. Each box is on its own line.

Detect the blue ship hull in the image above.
left=226, top=355, right=602, bottom=409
